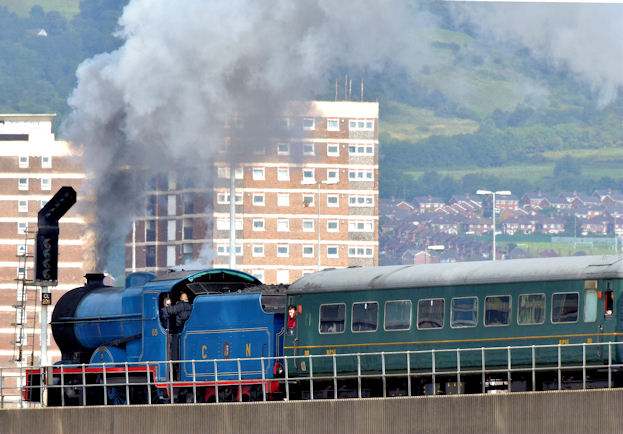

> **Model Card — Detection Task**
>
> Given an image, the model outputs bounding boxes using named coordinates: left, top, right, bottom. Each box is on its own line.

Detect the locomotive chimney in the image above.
left=85, top=273, right=106, bottom=288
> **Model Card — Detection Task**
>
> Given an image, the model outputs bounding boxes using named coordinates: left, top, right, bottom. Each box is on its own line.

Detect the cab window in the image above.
left=352, top=302, right=378, bottom=332
left=319, top=303, right=346, bottom=334
left=517, top=293, right=545, bottom=325
left=417, top=298, right=444, bottom=329
left=551, top=293, right=579, bottom=323
left=384, top=300, right=412, bottom=331
left=451, top=297, right=478, bottom=328
left=485, top=295, right=511, bottom=326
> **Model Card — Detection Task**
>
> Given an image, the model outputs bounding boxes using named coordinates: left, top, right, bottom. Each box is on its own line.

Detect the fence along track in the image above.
left=1, top=340, right=622, bottom=407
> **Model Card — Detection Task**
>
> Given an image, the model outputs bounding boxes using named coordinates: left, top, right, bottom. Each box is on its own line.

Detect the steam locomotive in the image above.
left=24, top=254, right=623, bottom=405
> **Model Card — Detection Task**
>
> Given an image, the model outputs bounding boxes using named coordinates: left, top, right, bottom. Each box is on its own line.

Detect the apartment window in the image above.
left=41, top=177, right=51, bottom=191
left=327, top=169, right=339, bottom=183
left=252, top=167, right=265, bottom=180
left=302, top=168, right=315, bottom=184
left=277, top=245, right=289, bottom=257
left=18, top=178, right=28, bottom=191
left=217, top=245, right=242, bottom=256
left=302, top=219, right=314, bottom=232
left=252, top=218, right=265, bottom=231
left=279, top=118, right=290, bottom=129
left=183, top=244, right=193, bottom=264
left=326, top=246, right=339, bottom=258
left=252, top=244, right=264, bottom=257
left=145, top=246, right=156, bottom=267
left=252, top=193, right=265, bottom=206
left=348, top=119, right=374, bottom=130
left=277, top=142, right=290, bottom=155
left=348, top=144, right=374, bottom=154
left=216, top=193, right=242, bottom=205
left=19, top=156, right=29, bottom=168
left=349, top=195, right=374, bottom=207
left=183, top=219, right=193, bottom=240
left=277, top=193, right=290, bottom=207
left=303, top=143, right=315, bottom=155
left=41, top=156, right=52, bottom=168
left=303, top=118, right=315, bottom=130
left=327, top=143, right=339, bottom=156
left=348, top=220, right=374, bottom=232
left=276, top=270, right=290, bottom=284
left=348, top=246, right=374, bottom=257
left=40, top=200, right=47, bottom=208
left=18, top=222, right=28, bottom=235
left=326, top=194, right=339, bottom=207
left=216, top=218, right=242, bottom=231
left=277, top=168, right=290, bottom=181
left=302, top=245, right=314, bottom=257
left=302, top=194, right=314, bottom=207
left=217, top=167, right=243, bottom=179
left=277, top=219, right=290, bottom=232
left=17, top=245, right=26, bottom=256
left=18, top=200, right=28, bottom=213
left=145, top=220, right=156, bottom=241
left=252, top=269, right=265, bottom=282
left=348, top=169, right=374, bottom=181
left=167, top=220, right=176, bottom=241
left=327, top=118, right=339, bottom=131
left=327, top=220, right=339, bottom=232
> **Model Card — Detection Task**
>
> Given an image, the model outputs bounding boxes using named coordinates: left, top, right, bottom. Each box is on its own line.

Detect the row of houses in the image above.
left=380, top=188, right=623, bottom=265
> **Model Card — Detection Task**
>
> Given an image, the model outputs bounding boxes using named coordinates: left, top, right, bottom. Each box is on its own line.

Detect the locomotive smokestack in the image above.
left=85, top=273, right=106, bottom=288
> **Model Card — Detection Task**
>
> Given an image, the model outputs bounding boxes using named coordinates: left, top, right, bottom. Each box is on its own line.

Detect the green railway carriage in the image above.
left=284, top=255, right=623, bottom=395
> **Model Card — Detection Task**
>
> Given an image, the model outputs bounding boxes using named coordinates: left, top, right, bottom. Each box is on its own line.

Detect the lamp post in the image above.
left=476, top=190, right=511, bottom=261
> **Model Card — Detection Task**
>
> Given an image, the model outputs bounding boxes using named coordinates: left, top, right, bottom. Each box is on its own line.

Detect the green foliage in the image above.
left=0, top=0, right=126, bottom=117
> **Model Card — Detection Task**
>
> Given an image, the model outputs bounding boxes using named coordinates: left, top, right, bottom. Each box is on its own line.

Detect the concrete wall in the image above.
left=1, top=389, right=622, bottom=434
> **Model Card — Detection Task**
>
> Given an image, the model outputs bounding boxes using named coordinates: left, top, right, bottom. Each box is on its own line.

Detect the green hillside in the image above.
left=0, top=0, right=79, bottom=18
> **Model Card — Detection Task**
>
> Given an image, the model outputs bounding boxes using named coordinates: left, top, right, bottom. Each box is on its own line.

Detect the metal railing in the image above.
left=2, top=341, right=622, bottom=408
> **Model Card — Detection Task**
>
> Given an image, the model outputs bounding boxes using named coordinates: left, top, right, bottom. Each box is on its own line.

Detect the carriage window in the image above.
left=584, top=290, right=597, bottom=323
left=319, top=303, right=346, bottom=334
left=352, top=302, right=378, bottom=332
left=552, top=293, right=578, bottom=323
left=605, top=290, right=614, bottom=316
left=417, top=298, right=444, bottom=329
left=451, top=297, right=478, bottom=328
left=518, top=294, right=545, bottom=325
left=384, top=300, right=412, bottom=331
left=485, top=295, right=511, bottom=326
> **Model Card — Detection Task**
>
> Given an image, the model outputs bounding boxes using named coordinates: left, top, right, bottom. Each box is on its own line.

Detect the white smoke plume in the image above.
left=61, top=0, right=622, bottom=272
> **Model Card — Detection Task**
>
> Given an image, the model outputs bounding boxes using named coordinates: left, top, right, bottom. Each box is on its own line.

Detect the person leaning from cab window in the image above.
left=161, top=291, right=193, bottom=333
left=287, top=305, right=297, bottom=334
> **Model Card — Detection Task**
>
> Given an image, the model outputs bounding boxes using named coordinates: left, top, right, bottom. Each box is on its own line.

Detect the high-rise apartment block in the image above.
left=0, top=114, right=86, bottom=367
left=125, top=101, right=379, bottom=283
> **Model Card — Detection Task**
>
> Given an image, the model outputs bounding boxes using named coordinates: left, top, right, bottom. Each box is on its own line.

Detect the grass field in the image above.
left=404, top=145, right=622, bottom=183
left=497, top=240, right=619, bottom=257
left=0, top=0, right=80, bottom=18
left=380, top=102, right=479, bottom=142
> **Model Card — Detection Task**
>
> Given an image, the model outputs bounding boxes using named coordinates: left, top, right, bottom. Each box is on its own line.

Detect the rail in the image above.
left=1, top=341, right=622, bottom=407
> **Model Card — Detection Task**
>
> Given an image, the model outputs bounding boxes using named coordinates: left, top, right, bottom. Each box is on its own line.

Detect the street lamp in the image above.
left=476, top=189, right=511, bottom=261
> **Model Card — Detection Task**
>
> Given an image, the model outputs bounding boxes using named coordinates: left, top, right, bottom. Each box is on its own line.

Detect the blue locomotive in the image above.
left=26, top=268, right=286, bottom=405
left=23, top=254, right=623, bottom=405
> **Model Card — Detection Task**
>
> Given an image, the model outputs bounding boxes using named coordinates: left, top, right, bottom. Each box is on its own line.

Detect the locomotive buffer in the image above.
left=34, top=186, right=76, bottom=365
